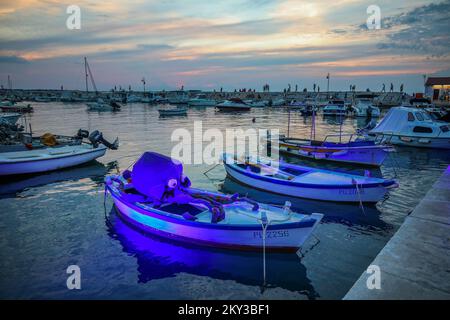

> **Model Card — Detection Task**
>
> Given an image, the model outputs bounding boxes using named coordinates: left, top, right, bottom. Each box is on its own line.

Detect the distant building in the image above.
left=425, top=77, right=450, bottom=102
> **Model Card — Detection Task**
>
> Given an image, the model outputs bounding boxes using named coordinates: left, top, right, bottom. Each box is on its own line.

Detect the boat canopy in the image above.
left=131, top=152, right=184, bottom=200
left=370, top=106, right=434, bottom=135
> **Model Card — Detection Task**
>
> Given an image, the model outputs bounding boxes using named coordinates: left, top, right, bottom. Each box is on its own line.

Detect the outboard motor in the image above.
left=76, top=129, right=89, bottom=139
left=88, top=130, right=119, bottom=150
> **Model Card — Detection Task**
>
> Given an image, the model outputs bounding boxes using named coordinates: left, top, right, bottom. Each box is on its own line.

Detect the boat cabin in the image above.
left=370, top=106, right=450, bottom=138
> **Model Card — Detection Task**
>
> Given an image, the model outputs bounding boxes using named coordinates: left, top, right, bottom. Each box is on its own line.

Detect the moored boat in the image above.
left=367, top=106, right=450, bottom=149
left=158, top=106, right=187, bottom=116
left=351, top=95, right=380, bottom=118
left=222, top=153, right=398, bottom=203
left=0, top=113, right=21, bottom=125
left=0, top=104, right=33, bottom=113
left=188, top=94, right=216, bottom=107
left=278, top=135, right=393, bottom=167
left=86, top=98, right=121, bottom=111
left=0, top=129, right=118, bottom=176
left=105, top=152, right=323, bottom=252
left=216, top=98, right=251, bottom=112
left=323, top=100, right=347, bottom=116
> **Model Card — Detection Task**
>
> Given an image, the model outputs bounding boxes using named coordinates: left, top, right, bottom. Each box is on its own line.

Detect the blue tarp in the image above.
left=131, top=152, right=183, bottom=200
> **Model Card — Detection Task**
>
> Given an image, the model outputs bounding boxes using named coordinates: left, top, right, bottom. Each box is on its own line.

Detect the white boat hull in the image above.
left=111, top=190, right=322, bottom=252
left=224, top=161, right=393, bottom=203
left=0, top=145, right=107, bottom=176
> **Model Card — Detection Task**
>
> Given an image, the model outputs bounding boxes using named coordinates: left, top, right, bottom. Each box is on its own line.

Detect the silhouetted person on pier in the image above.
left=382, top=83, right=385, bottom=92
left=400, top=84, right=404, bottom=93
left=295, top=84, right=298, bottom=92
left=390, top=83, right=394, bottom=92
left=313, top=83, right=316, bottom=92
left=317, top=86, right=320, bottom=92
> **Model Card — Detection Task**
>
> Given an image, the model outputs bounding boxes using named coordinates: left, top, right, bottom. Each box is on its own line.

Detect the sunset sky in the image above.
left=0, top=0, right=449, bottom=92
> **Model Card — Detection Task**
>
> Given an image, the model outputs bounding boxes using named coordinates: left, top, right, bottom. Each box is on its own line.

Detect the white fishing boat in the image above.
left=126, top=94, right=142, bottom=103
left=0, top=130, right=118, bottom=176
left=188, top=94, right=216, bottom=107
left=244, top=100, right=266, bottom=108
left=105, top=152, right=323, bottom=252
left=367, top=106, right=450, bottom=149
left=323, top=100, right=347, bottom=116
left=168, top=91, right=189, bottom=104
left=0, top=113, right=21, bottom=125
left=222, top=153, right=398, bottom=203
left=271, top=98, right=286, bottom=107
left=216, top=98, right=251, bottom=112
left=352, top=96, right=380, bottom=117
left=86, top=98, right=121, bottom=111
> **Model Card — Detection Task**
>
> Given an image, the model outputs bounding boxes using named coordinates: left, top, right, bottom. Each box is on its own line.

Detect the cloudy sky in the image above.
left=0, top=0, right=449, bottom=92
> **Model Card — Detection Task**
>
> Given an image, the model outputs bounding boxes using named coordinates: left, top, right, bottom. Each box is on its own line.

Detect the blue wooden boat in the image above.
left=105, top=152, right=323, bottom=252
left=222, top=153, right=398, bottom=203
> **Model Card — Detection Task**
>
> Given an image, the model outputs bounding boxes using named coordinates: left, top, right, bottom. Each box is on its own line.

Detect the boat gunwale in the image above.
left=223, top=155, right=396, bottom=189
left=106, top=183, right=318, bottom=231
left=0, top=144, right=107, bottom=164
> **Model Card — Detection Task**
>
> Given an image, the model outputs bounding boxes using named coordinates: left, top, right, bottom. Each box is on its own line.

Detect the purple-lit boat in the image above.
left=105, top=152, right=323, bottom=252
left=279, top=135, right=394, bottom=167
left=223, top=153, right=398, bottom=203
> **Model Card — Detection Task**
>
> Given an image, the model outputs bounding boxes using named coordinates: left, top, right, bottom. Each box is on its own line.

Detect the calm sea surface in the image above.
left=1, top=102, right=449, bottom=299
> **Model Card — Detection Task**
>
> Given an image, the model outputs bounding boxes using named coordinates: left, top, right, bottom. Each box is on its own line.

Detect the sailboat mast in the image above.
left=84, top=57, right=88, bottom=92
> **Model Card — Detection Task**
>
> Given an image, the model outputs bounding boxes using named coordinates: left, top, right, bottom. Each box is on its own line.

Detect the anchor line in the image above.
left=103, top=184, right=114, bottom=230
left=354, top=182, right=366, bottom=215
left=388, top=149, right=400, bottom=179
left=203, top=163, right=220, bottom=180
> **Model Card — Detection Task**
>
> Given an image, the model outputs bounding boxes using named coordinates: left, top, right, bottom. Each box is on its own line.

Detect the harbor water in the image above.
left=1, top=102, right=449, bottom=299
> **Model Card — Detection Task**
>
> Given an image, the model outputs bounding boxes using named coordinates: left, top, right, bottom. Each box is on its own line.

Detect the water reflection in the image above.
left=107, top=207, right=319, bottom=299
left=220, top=177, right=391, bottom=232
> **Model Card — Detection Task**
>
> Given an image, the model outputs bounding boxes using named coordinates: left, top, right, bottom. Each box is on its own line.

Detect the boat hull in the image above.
left=369, top=134, right=450, bottom=149
left=278, top=143, right=389, bottom=166
left=224, top=161, right=391, bottom=203
left=108, top=186, right=322, bottom=253
left=0, top=146, right=106, bottom=176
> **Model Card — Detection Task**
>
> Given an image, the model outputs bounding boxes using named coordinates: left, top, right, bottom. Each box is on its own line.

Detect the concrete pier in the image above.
left=344, top=165, right=450, bottom=300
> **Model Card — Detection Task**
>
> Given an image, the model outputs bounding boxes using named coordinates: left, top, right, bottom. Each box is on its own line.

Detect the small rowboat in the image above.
left=0, top=130, right=118, bottom=176
left=105, top=152, right=323, bottom=252
left=0, top=144, right=107, bottom=176
left=222, top=153, right=398, bottom=203
left=0, top=104, right=33, bottom=113
left=158, top=107, right=187, bottom=116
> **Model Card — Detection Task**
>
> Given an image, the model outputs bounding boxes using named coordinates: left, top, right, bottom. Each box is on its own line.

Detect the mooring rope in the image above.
left=354, top=182, right=366, bottom=215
